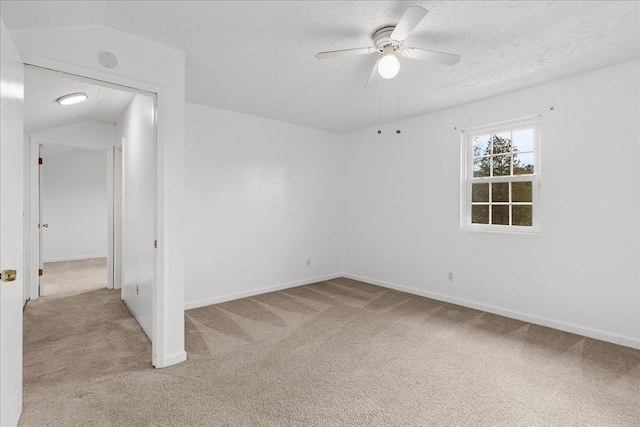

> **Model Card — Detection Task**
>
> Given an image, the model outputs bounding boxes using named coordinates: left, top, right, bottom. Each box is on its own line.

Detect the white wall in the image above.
left=41, top=147, right=107, bottom=262
left=32, top=121, right=117, bottom=147
left=343, top=60, right=640, bottom=348
left=28, top=121, right=116, bottom=291
left=119, top=94, right=155, bottom=339
left=14, top=26, right=186, bottom=367
left=32, top=121, right=115, bottom=264
left=184, top=103, right=344, bottom=308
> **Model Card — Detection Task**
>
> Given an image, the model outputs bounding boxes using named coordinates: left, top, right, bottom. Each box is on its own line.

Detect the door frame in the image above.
left=21, top=61, right=168, bottom=367
left=28, top=136, right=116, bottom=299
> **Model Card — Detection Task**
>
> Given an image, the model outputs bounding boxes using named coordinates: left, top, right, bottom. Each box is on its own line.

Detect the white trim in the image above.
left=22, top=135, right=31, bottom=305
left=106, top=147, right=114, bottom=288
left=28, top=138, right=39, bottom=300
left=24, top=63, right=155, bottom=99
left=343, top=273, right=640, bottom=350
left=153, top=350, right=187, bottom=369
left=21, top=57, right=160, bottom=98
left=461, top=116, right=541, bottom=233
left=29, top=134, right=115, bottom=149
left=43, top=254, right=107, bottom=263
left=151, top=91, right=162, bottom=368
left=184, top=273, right=344, bottom=310
left=113, top=147, right=123, bottom=289
left=19, top=34, right=183, bottom=367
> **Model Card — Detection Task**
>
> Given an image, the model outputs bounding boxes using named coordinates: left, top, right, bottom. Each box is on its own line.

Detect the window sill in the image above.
left=462, top=224, right=541, bottom=234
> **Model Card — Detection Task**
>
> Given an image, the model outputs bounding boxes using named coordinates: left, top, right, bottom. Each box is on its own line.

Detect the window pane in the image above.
left=491, top=205, right=509, bottom=225
left=512, top=205, right=533, bottom=226
left=492, top=133, right=512, bottom=155
left=473, top=135, right=491, bottom=156
left=473, top=157, right=490, bottom=177
left=512, top=181, right=532, bottom=202
left=471, top=205, right=489, bottom=224
left=465, top=118, right=539, bottom=231
left=472, top=183, right=489, bottom=202
left=513, top=129, right=534, bottom=152
left=492, top=183, right=509, bottom=202
left=492, top=155, right=511, bottom=176
left=513, top=153, right=534, bottom=175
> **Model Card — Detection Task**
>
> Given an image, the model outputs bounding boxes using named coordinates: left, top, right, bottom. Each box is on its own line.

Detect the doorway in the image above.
left=25, top=64, right=158, bottom=341
left=1, top=27, right=185, bottom=422
left=38, top=144, right=109, bottom=297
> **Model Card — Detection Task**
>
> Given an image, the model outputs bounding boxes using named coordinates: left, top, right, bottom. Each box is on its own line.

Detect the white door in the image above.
left=0, top=18, right=24, bottom=427
left=121, top=95, right=157, bottom=339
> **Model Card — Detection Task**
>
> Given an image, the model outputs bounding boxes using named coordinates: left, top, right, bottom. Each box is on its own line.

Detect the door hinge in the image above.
left=38, top=268, right=43, bottom=276
left=39, top=157, right=43, bottom=165
left=154, top=240, right=157, bottom=248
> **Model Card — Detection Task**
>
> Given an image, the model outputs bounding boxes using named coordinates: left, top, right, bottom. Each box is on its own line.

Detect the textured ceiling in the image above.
left=23, top=66, right=134, bottom=134
left=3, top=1, right=639, bottom=134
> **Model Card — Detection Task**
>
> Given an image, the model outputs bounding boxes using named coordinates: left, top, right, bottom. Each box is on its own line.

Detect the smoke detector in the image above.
left=98, top=51, right=118, bottom=69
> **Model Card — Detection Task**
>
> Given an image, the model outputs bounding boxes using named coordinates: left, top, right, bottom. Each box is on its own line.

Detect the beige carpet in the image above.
left=41, top=258, right=107, bottom=297
left=20, top=278, right=640, bottom=426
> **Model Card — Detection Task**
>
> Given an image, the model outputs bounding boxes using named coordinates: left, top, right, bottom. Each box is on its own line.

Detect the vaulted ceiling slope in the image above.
left=2, top=1, right=639, bottom=134
left=23, top=67, right=135, bottom=134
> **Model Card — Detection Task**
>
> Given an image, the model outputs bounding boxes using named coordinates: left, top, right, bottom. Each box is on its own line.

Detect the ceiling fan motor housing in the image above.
left=373, top=26, right=399, bottom=49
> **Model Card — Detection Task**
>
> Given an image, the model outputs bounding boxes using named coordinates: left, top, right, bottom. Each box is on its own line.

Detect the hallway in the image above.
left=41, top=258, right=107, bottom=297
left=21, top=289, right=151, bottom=425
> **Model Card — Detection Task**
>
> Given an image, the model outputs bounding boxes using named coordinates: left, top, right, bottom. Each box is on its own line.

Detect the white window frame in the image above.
left=461, top=115, right=541, bottom=233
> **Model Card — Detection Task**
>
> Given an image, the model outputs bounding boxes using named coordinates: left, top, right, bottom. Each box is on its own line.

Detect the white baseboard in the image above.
left=44, top=254, right=107, bottom=263
left=154, top=350, right=187, bottom=369
left=343, top=273, right=640, bottom=350
left=184, top=273, right=343, bottom=310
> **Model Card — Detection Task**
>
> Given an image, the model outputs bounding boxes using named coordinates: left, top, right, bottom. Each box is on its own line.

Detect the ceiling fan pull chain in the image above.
left=396, top=77, right=401, bottom=134
left=377, top=72, right=382, bottom=135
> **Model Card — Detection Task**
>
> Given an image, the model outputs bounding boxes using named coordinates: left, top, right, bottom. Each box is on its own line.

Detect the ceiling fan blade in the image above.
left=390, top=6, right=428, bottom=42
left=315, top=47, right=375, bottom=60
left=402, top=47, right=460, bottom=66
left=364, top=61, right=380, bottom=88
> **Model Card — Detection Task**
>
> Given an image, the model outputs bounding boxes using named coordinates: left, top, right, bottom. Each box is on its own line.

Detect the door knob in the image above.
left=1, top=270, right=17, bottom=282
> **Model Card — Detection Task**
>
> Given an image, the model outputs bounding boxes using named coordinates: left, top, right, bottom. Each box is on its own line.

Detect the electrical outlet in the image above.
left=306, top=259, right=311, bottom=267
left=448, top=272, right=454, bottom=282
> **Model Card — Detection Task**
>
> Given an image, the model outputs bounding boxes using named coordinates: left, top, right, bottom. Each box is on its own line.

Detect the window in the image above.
left=461, top=116, right=540, bottom=232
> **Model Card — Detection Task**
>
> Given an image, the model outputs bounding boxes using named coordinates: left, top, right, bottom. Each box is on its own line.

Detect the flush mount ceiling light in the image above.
left=56, top=92, right=88, bottom=105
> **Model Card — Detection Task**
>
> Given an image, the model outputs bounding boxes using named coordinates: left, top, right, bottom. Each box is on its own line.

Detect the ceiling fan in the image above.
left=315, top=6, right=460, bottom=87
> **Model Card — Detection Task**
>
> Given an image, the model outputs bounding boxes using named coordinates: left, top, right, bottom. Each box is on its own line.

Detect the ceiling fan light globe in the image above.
left=378, top=54, right=400, bottom=79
